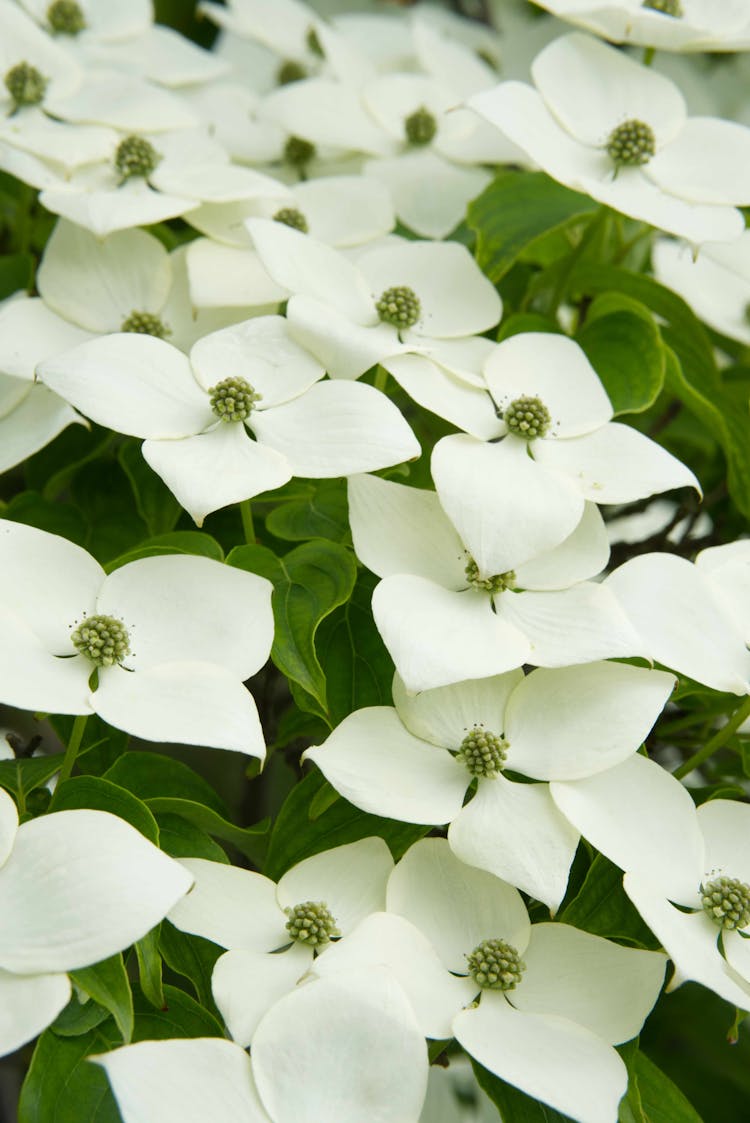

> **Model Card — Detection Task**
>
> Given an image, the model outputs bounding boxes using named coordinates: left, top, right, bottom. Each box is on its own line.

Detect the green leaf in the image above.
left=51, top=994, right=110, bottom=1038
left=559, top=855, right=660, bottom=949
left=0, top=753, right=64, bottom=801
left=159, top=923, right=223, bottom=1014
left=228, top=539, right=357, bottom=711
left=155, top=812, right=230, bottom=862
left=104, top=751, right=229, bottom=817
left=629, top=1052, right=704, bottom=1123
left=2, top=491, right=88, bottom=546
left=472, top=1059, right=574, bottom=1121
left=265, top=478, right=349, bottom=543
left=118, top=441, right=181, bottom=537
left=264, top=768, right=427, bottom=880
left=70, top=954, right=134, bottom=1044
left=135, top=925, right=164, bottom=1010
left=50, top=776, right=159, bottom=844
left=24, top=425, right=113, bottom=503
left=0, top=251, right=34, bottom=298
left=71, top=458, right=148, bottom=564
left=132, top=983, right=223, bottom=1039
left=498, top=312, right=562, bottom=341
left=577, top=309, right=665, bottom=415
left=145, top=796, right=267, bottom=864
left=105, top=530, right=224, bottom=573
left=467, top=171, right=595, bottom=282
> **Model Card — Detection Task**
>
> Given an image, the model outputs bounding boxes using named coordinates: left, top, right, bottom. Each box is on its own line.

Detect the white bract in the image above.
left=314, top=840, right=666, bottom=1123
left=0, top=361, right=83, bottom=476
left=38, top=316, right=418, bottom=524
left=247, top=217, right=502, bottom=379
left=529, top=0, right=750, bottom=52
left=653, top=231, right=750, bottom=346
left=168, top=837, right=394, bottom=1046
left=0, top=520, right=273, bottom=756
left=469, top=33, right=750, bottom=244
left=348, top=472, right=641, bottom=693
left=305, top=661, right=674, bottom=910
left=0, top=788, right=192, bottom=1057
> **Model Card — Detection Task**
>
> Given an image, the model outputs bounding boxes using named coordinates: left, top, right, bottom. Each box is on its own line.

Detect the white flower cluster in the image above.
left=0, top=1, right=749, bottom=1121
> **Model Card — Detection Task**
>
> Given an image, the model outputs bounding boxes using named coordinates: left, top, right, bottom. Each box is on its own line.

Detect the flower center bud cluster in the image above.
left=405, top=106, right=437, bottom=147
left=642, top=0, right=682, bottom=16
left=284, top=136, right=316, bottom=170
left=456, top=725, right=508, bottom=778
left=504, top=396, right=551, bottom=440
left=71, top=614, right=131, bottom=668
left=376, top=286, right=421, bottom=329
left=701, top=876, right=750, bottom=930
left=121, top=311, right=170, bottom=338
left=47, top=0, right=86, bottom=35
left=5, top=62, right=48, bottom=110
left=274, top=206, right=309, bottom=233
left=467, top=938, right=525, bottom=990
left=606, top=120, right=656, bottom=168
left=464, top=556, right=516, bottom=595
left=285, top=900, right=340, bottom=946
left=209, top=378, right=262, bottom=423
left=115, top=136, right=160, bottom=182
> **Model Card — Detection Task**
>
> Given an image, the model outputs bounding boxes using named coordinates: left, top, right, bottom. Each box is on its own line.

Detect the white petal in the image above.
left=37, top=221, right=171, bottom=333
left=484, top=332, right=612, bottom=439
left=40, top=181, right=197, bottom=239
left=723, top=929, right=750, bottom=988
left=606, top=554, right=750, bottom=694
left=287, top=293, right=404, bottom=381
left=364, top=151, right=491, bottom=241
left=449, top=777, right=579, bottom=913
left=0, top=519, right=103, bottom=653
left=505, top=662, right=675, bottom=781
left=251, top=381, right=418, bottom=477
left=168, top=858, right=286, bottom=951
left=696, top=542, right=750, bottom=644
left=0, top=384, right=84, bottom=475
left=95, top=1038, right=270, bottom=1123
left=94, top=663, right=267, bottom=759
left=0, top=606, right=91, bottom=715
left=382, top=352, right=499, bottom=440
left=212, top=945, right=313, bottom=1048
left=277, top=838, right=393, bottom=936
left=252, top=969, right=428, bottom=1123
left=698, top=799, right=750, bottom=886
left=313, top=912, right=475, bottom=1039
left=648, top=117, right=750, bottom=207
left=454, top=998, right=628, bottom=1123
left=374, top=575, right=532, bottom=694
left=387, top=838, right=530, bottom=972
left=143, top=426, right=291, bottom=526
left=38, top=334, right=212, bottom=439
left=533, top=423, right=700, bottom=504
left=259, top=77, right=396, bottom=158
left=495, top=582, right=643, bottom=668
left=247, top=218, right=375, bottom=324
left=97, top=552, right=273, bottom=678
left=516, top=922, right=666, bottom=1044
left=348, top=474, right=465, bottom=587
left=514, top=502, right=610, bottom=591
left=292, top=175, right=395, bottom=247
left=552, top=755, right=705, bottom=904
left=0, top=809, right=192, bottom=973
left=186, top=238, right=287, bottom=309
left=0, top=970, right=70, bottom=1059
left=392, top=670, right=523, bottom=749
left=358, top=240, right=502, bottom=339
left=432, top=435, right=584, bottom=576
left=623, top=875, right=750, bottom=1009
left=49, top=76, right=197, bottom=132
left=304, top=708, right=468, bottom=825
left=531, top=32, right=686, bottom=148
left=0, top=789, right=18, bottom=869
left=0, top=297, right=93, bottom=380
left=652, top=236, right=750, bottom=347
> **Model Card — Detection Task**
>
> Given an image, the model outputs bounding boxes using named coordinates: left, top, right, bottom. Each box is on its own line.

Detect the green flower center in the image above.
left=284, top=135, right=316, bottom=169
left=456, top=725, right=508, bottom=778
left=465, top=556, right=516, bottom=595
left=5, top=62, right=48, bottom=110
left=115, top=135, right=160, bottom=181
left=467, top=938, right=525, bottom=991
left=606, top=119, right=656, bottom=168
left=504, top=395, right=551, bottom=440
left=47, top=0, right=87, bottom=34
left=71, top=614, right=130, bottom=668
left=285, top=900, right=340, bottom=946
left=642, top=0, right=682, bottom=15
left=306, top=27, right=324, bottom=57
left=404, top=106, right=437, bottom=147
left=277, top=60, right=308, bottom=86
left=701, top=876, right=750, bottom=931
left=121, top=311, right=170, bottom=338
left=209, top=377, right=262, bottom=423
left=273, top=206, right=309, bottom=233
left=376, top=286, right=420, bottom=329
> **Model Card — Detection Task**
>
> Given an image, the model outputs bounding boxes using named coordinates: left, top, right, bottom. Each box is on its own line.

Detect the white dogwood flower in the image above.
left=305, top=662, right=674, bottom=910
left=0, top=362, right=84, bottom=476
left=469, top=32, right=750, bottom=244
left=0, top=520, right=273, bottom=756
left=529, top=0, right=750, bottom=52
left=653, top=231, right=750, bottom=346
left=0, top=787, right=192, bottom=1058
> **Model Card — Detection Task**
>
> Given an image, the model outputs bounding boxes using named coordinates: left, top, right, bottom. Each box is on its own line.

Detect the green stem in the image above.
left=643, top=46, right=655, bottom=66
left=673, top=696, right=750, bottom=780
left=373, top=366, right=388, bottom=393
left=240, top=499, right=255, bottom=544
left=58, top=714, right=88, bottom=784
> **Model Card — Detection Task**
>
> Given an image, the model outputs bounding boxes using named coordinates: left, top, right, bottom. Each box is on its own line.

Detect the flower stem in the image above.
left=240, top=499, right=255, bottom=544
left=643, top=46, right=655, bottom=66
left=673, top=696, right=750, bottom=780
left=58, top=714, right=88, bottom=784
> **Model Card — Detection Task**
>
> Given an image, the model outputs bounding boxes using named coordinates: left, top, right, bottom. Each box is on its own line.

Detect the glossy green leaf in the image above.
left=159, top=923, right=223, bottom=1015
left=134, top=925, right=164, bottom=1010
left=118, top=441, right=181, bottom=537
left=104, top=530, right=224, bottom=573
left=50, top=776, right=159, bottom=844
left=0, top=753, right=63, bottom=801
left=155, top=812, right=230, bottom=862
left=51, top=994, right=110, bottom=1038
left=145, top=796, right=267, bottom=864
left=629, top=1051, right=704, bottom=1123
left=467, top=171, right=595, bottom=282
left=0, top=252, right=34, bottom=298
left=472, top=1059, right=574, bottom=1121
left=577, top=310, right=665, bottom=415
left=2, top=491, right=88, bottom=546
left=104, top=752, right=228, bottom=817
left=70, top=954, right=133, bottom=1045
left=265, top=478, right=349, bottom=543
left=559, top=855, right=660, bottom=949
